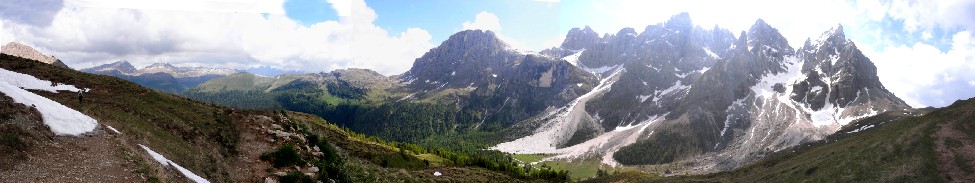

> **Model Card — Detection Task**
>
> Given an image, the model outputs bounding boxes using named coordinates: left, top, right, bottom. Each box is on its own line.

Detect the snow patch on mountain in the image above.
left=548, top=114, right=664, bottom=167
left=638, top=94, right=652, bottom=102
left=747, top=55, right=873, bottom=127
left=562, top=49, right=585, bottom=67
left=703, top=47, right=721, bottom=59
left=653, top=80, right=689, bottom=103
left=582, top=64, right=620, bottom=76
left=492, top=65, right=670, bottom=166
left=749, top=57, right=804, bottom=99
left=491, top=67, right=623, bottom=154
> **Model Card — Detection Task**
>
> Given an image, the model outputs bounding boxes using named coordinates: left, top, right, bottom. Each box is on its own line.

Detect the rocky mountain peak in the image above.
left=1, top=42, right=70, bottom=68
left=617, top=27, right=638, bottom=38
left=561, top=26, right=602, bottom=50
left=746, top=19, right=793, bottom=54
left=664, top=12, right=693, bottom=31
left=147, top=63, right=176, bottom=68
left=811, top=24, right=848, bottom=49
left=439, top=29, right=508, bottom=51
left=104, top=60, right=137, bottom=73
left=831, top=24, right=845, bottom=38
left=735, top=31, right=748, bottom=51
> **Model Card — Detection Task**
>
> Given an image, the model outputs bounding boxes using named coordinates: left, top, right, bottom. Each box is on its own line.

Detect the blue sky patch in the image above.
left=284, top=0, right=339, bottom=26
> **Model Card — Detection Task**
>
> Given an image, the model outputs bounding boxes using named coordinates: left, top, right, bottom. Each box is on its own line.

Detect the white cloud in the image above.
left=462, top=11, right=502, bottom=32
left=0, top=0, right=63, bottom=27
left=459, top=11, right=532, bottom=51
left=0, top=0, right=433, bottom=75
left=863, top=31, right=975, bottom=107
left=66, top=0, right=286, bottom=14
left=882, top=0, right=975, bottom=34
left=328, top=0, right=352, bottom=17
left=541, top=35, right=565, bottom=49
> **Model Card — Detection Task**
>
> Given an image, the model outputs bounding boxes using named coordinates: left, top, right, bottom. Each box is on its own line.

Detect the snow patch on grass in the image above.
left=0, top=68, right=85, bottom=93
left=0, top=72, right=97, bottom=136
left=106, top=125, right=121, bottom=134
left=846, top=124, right=875, bottom=134
left=0, top=82, right=98, bottom=135
left=139, top=144, right=210, bottom=183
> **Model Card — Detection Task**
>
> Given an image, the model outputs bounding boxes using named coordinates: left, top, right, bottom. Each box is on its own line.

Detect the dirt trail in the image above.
left=0, top=129, right=144, bottom=182
left=933, top=117, right=975, bottom=183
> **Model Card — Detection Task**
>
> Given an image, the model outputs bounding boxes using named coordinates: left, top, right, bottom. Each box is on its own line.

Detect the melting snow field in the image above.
left=492, top=67, right=665, bottom=166
left=550, top=114, right=664, bottom=166
left=491, top=68, right=623, bottom=154
left=0, top=68, right=85, bottom=93
left=140, top=144, right=210, bottom=183
left=0, top=68, right=96, bottom=135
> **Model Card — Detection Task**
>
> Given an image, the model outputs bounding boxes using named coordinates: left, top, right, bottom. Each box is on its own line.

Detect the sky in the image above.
left=0, top=0, right=973, bottom=107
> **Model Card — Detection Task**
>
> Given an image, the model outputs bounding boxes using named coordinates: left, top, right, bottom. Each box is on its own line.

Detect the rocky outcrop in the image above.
left=560, top=26, right=602, bottom=51
left=399, top=29, right=599, bottom=127
left=1, top=42, right=69, bottom=69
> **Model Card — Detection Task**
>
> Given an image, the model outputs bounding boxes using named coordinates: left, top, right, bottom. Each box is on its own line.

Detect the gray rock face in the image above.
left=1, top=42, right=70, bottom=69
left=581, top=13, right=737, bottom=131
left=82, top=60, right=137, bottom=73
left=560, top=26, right=601, bottom=51
left=326, top=68, right=393, bottom=89
left=400, top=29, right=599, bottom=127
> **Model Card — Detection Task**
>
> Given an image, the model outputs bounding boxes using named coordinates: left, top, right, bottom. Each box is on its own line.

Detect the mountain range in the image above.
left=494, top=13, right=909, bottom=173
left=189, top=13, right=910, bottom=174
left=0, top=53, right=567, bottom=182
left=80, top=61, right=239, bottom=93
left=3, top=12, right=972, bottom=182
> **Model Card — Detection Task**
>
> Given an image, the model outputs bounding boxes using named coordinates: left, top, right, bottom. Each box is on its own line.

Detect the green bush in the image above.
left=0, top=133, right=27, bottom=151
left=944, top=138, right=963, bottom=148
left=261, top=144, right=304, bottom=167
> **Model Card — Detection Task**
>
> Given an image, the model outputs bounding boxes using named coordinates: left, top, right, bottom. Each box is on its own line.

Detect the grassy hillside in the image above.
left=1, top=53, right=243, bottom=182
left=583, top=98, right=975, bottom=182
left=183, top=72, right=504, bottom=143
left=0, top=54, right=566, bottom=182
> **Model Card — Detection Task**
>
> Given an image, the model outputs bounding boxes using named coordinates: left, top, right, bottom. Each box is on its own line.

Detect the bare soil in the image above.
left=0, top=130, right=144, bottom=182
left=933, top=119, right=975, bottom=183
